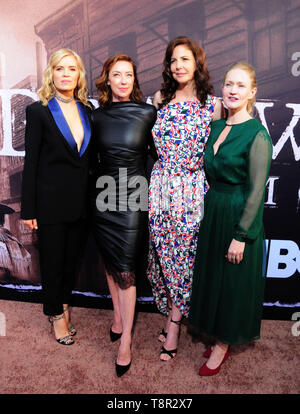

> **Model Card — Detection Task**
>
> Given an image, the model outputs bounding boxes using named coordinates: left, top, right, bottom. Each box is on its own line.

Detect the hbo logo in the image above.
left=266, top=240, right=300, bottom=278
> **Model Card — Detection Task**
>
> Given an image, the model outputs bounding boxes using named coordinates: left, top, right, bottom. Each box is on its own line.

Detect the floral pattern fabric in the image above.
left=147, top=97, right=216, bottom=317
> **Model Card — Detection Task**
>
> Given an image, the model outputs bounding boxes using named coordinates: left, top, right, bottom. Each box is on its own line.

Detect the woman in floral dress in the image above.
left=147, top=36, right=223, bottom=361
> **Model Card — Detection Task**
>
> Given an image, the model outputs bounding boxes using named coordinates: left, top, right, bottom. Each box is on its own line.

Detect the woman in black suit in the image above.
left=21, top=48, right=92, bottom=345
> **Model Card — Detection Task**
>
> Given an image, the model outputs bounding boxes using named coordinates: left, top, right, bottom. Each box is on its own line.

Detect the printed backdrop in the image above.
left=0, top=0, right=299, bottom=320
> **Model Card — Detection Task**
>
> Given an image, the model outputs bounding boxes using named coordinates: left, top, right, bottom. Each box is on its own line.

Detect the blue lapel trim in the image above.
left=76, top=101, right=91, bottom=157
left=48, top=98, right=91, bottom=157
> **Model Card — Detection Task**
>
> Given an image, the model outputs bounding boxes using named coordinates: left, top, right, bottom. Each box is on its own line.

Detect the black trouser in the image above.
left=37, top=219, right=85, bottom=316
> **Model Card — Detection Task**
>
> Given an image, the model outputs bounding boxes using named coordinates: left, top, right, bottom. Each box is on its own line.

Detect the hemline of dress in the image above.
left=105, top=261, right=136, bottom=290
left=189, top=325, right=261, bottom=346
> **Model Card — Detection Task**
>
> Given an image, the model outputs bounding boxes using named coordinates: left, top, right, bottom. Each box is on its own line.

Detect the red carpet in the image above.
left=0, top=299, right=299, bottom=394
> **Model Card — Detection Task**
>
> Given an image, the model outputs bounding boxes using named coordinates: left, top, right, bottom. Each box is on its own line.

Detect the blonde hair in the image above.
left=223, top=61, right=257, bottom=114
left=38, top=48, right=91, bottom=107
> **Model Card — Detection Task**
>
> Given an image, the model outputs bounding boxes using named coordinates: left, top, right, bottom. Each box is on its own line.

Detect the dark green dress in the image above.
left=189, top=118, right=272, bottom=345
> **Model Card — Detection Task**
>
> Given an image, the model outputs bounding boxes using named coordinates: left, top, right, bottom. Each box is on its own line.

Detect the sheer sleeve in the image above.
left=234, top=129, right=273, bottom=242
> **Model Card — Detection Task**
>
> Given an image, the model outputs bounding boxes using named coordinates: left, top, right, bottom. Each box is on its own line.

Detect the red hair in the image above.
left=95, top=54, right=143, bottom=108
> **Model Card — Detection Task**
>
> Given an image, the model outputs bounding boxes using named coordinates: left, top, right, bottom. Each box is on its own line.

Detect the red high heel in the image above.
left=199, top=349, right=230, bottom=376
left=202, top=346, right=213, bottom=358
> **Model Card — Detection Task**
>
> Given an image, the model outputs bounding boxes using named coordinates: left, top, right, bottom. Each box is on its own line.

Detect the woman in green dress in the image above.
left=189, top=62, right=273, bottom=376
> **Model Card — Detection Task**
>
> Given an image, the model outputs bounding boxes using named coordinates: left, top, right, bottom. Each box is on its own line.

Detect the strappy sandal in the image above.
left=159, top=319, right=181, bottom=361
left=49, top=314, right=74, bottom=346
left=160, top=345, right=177, bottom=360
left=158, top=306, right=172, bottom=343
left=158, top=328, right=168, bottom=343
left=63, top=305, right=77, bottom=337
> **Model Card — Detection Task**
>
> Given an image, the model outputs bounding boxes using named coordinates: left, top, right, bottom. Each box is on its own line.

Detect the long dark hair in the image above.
left=95, top=54, right=143, bottom=108
left=160, top=36, right=213, bottom=107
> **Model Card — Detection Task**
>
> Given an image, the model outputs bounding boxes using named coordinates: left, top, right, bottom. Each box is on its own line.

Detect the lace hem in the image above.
left=105, top=262, right=136, bottom=290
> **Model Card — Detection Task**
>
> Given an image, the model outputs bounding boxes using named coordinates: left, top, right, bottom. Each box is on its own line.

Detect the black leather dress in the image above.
left=91, top=101, right=157, bottom=289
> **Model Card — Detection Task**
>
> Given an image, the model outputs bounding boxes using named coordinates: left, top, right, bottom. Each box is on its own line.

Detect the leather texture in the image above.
left=90, top=101, right=157, bottom=274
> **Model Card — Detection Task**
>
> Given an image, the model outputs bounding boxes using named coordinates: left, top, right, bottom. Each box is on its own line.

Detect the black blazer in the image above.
left=21, top=100, right=93, bottom=224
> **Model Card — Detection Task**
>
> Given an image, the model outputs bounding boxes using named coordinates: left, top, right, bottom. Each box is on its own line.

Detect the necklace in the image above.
left=55, top=93, right=74, bottom=103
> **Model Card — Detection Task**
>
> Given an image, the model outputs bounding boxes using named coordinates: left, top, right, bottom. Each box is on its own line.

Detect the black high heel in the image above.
left=159, top=319, right=181, bottom=361
left=115, top=341, right=132, bottom=377
left=49, top=314, right=74, bottom=346
left=160, top=345, right=177, bottom=360
left=158, top=306, right=172, bottom=343
left=110, top=327, right=122, bottom=342
left=115, top=360, right=132, bottom=377
left=63, top=305, right=77, bottom=337
left=158, top=327, right=167, bottom=343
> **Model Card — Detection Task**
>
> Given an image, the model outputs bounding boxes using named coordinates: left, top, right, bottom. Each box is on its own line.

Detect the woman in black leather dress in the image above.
left=91, top=54, right=157, bottom=377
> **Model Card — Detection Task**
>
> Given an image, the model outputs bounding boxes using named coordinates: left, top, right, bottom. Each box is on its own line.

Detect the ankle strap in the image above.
left=51, top=314, right=65, bottom=321
left=170, top=318, right=181, bottom=326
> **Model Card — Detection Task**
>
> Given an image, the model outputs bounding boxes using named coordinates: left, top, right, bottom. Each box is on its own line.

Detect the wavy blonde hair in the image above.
left=38, top=48, right=91, bottom=107
left=223, top=61, right=257, bottom=114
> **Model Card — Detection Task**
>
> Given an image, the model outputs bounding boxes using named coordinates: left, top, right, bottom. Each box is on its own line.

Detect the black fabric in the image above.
left=90, top=102, right=157, bottom=277
left=20, top=100, right=93, bottom=315
left=37, top=220, right=85, bottom=316
left=21, top=101, right=93, bottom=224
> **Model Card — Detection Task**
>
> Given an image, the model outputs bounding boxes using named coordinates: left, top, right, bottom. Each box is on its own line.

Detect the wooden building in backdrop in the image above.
left=34, top=0, right=300, bottom=103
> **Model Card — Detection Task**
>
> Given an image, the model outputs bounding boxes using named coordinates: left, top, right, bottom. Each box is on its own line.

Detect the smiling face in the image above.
left=222, top=68, right=257, bottom=114
left=52, top=55, right=79, bottom=95
left=108, top=60, right=134, bottom=102
left=170, top=44, right=196, bottom=86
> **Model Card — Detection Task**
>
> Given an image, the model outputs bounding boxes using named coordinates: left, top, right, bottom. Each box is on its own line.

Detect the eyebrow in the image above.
left=226, top=80, right=246, bottom=84
left=55, top=65, right=77, bottom=68
left=111, top=70, right=133, bottom=74
left=171, top=55, right=190, bottom=59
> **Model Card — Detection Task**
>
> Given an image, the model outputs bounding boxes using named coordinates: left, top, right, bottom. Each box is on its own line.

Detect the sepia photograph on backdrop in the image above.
left=0, top=0, right=299, bottom=319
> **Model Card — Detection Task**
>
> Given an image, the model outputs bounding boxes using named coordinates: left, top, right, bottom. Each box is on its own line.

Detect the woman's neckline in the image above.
left=109, top=101, right=146, bottom=107
left=166, top=100, right=201, bottom=106
left=224, top=118, right=254, bottom=126
left=111, top=100, right=132, bottom=104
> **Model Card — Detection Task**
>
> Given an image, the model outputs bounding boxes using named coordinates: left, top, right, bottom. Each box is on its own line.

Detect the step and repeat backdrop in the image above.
left=0, top=0, right=299, bottom=319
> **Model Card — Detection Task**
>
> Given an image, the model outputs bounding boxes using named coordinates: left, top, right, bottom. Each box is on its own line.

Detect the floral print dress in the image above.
left=147, top=97, right=216, bottom=317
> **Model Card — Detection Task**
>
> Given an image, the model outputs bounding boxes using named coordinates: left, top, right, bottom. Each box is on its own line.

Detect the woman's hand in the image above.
left=22, top=219, right=38, bottom=231
left=226, top=239, right=245, bottom=264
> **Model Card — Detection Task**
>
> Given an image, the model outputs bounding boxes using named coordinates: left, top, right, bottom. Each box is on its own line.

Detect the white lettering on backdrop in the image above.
left=0, top=90, right=300, bottom=160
